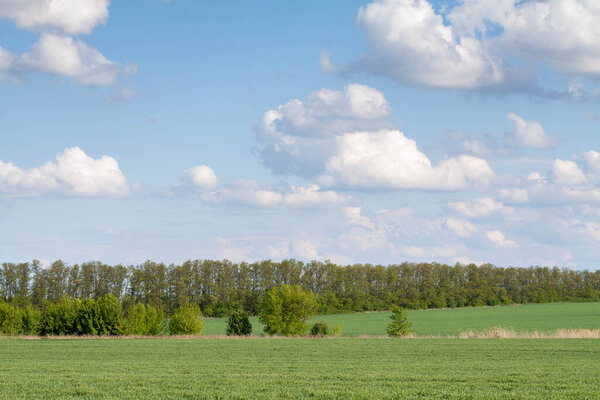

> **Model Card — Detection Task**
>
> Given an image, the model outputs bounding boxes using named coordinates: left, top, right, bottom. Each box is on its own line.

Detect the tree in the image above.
left=169, top=303, right=203, bottom=335
left=259, top=284, right=317, bottom=336
left=94, top=294, right=124, bottom=335
left=226, top=310, right=252, bottom=336
left=386, top=306, right=413, bottom=337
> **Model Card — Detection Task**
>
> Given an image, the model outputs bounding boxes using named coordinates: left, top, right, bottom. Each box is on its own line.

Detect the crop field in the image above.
left=1, top=338, right=599, bottom=399
left=203, top=302, right=600, bottom=336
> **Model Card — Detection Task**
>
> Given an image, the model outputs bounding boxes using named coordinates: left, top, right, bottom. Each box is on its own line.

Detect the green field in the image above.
left=203, top=302, right=600, bottom=336
left=1, top=338, right=599, bottom=399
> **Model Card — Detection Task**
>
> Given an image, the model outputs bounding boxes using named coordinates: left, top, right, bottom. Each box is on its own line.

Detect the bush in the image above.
left=20, top=305, right=41, bottom=335
left=75, top=299, right=97, bottom=335
left=125, top=302, right=147, bottom=335
left=259, top=284, right=317, bottom=336
left=94, top=294, right=124, bottom=335
left=125, top=303, right=164, bottom=335
left=226, top=310, right=252, bottom=336
left=169, top=303, right=203, bottom=335
left=40, top=299, right=78, bottom=335
left=310, top=321, right=330, bottom=336
left=386, top=306, right=413, bottom=337
left=0, top=302, right=22, bottom=335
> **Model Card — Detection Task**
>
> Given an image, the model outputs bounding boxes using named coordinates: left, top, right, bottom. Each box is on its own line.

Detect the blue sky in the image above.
left=1, top=0, right=600, bottom=268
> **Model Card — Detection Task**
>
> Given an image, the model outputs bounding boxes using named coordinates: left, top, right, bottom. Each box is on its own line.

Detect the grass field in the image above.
left=202, top=302, right=600, bottom=336
left=1, top=338, right=599, bottom=399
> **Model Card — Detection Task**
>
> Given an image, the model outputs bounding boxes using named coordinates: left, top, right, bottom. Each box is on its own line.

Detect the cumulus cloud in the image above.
left=318, top=130, right=493, bottom=190
left=257, top=84, right=391, bottom=177
left=258, top=85, right=493, bottom=190
left=449, top=197, right=504, bottom=218
left=0, top=0, right=109, bottom=35
left=0, top=1, right=133, bottom=86
left=325, top=0, right=600, bottom=91
left=486, top=230, right=518, bottom=248
left=498, top=152, right=600, bottom=205
left=506, top=113, right=556, bottom=149
left=14, top=34, right=133, bottom=86
left=0, top=146, right=129, bottom=197
left=182, top=165, right=219, bottom=190
left=348, top=0, right=505, bottom=89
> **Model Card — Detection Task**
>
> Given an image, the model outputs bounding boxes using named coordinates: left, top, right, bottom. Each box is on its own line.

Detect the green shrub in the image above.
left=40, top=299, right=78, bottom=335
left=226, top=310, right=252, bottom=336
left=169, top=303, right=203, bottom=335
left=125, top=302, right=147, bottom=335
left=332, top=321, right=342, bottom=337
left=94, top=294, right=124, bottom=335
left=145, top=306, right=164, bottom=335
left=20, top=305, right=41, bottom=335
left=259, top=284, right=317, bottom=336
left=75, top=299, right=97, bottom=335
left=125, top=303, right=164, bottom=335
left=0, top=302, right=22, bottom=335
left=386, top=306, right=413, bottom=337
left=310, top=321, right=330, bottom=336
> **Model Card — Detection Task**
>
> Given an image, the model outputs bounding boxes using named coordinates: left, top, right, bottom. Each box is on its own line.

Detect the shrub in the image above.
left=386, top=306, right=413, bottom=337
left=125, top=302, right=147, bottom=335
left=125, top=303, right=164, bottom=335
left=40, top=299, right=78, bottom=335
left=145, top=306, right=164, bottom=335
left=75, top=299, right=97, bottom=335
left=226, top=310, right=252, bottom=336
left=169, top=303, right=203, bottom=335
left=310, top=321, right=330, bottom=336
left=20, top=305, right=41, bottom=335
left=259, top=284, right=317, bottom=336
left=0, top=302, right=22, bottom=335
left=94, top=294, right=124, bottom=335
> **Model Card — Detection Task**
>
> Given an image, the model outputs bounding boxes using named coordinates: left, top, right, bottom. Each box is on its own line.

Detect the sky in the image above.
left=1, top=0, right=600, bottom=269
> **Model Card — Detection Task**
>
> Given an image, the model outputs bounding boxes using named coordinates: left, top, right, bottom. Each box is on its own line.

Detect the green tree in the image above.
left=0, top=301, right=22, bottom=335
left=169, top=303, right=203, bottom=335
left=40, top=299, right=78, bottom=335
left=386, top=306, right=413, bottom=337
left=259, top=284, right=317, bottom=336
left=94, top=294, right=124, bottom=335
left=226, top=310, right=252, bottom=336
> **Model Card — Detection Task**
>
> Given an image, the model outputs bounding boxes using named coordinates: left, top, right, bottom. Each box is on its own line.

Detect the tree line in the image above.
left=1, top=259, right=599, bottom=317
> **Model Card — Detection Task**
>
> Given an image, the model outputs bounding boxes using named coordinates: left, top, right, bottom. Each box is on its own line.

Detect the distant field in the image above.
left=1, top=338, right=599, bottom=399
left=203, top=302, right=600, bottom=336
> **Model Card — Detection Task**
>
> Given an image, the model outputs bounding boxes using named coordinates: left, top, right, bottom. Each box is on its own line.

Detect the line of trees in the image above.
left=1, top=259, right=599, bottom=317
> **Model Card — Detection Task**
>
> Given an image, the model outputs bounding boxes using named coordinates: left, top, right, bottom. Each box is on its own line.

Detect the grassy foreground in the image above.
left=203, top=302, right=600, bottom=336
left=1, top=338, right=599, bottom=399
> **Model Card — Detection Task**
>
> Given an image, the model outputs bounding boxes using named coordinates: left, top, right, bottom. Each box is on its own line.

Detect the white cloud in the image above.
left=327, top=0, right=600, bottom=91
left=486, top=230, right=518, bottom=248
left=552, top=159, right=587, bottom=186
left=257, top=84, right=391, bottom=177
left=16, top=34, right=132, bottom=86
left=0, top=0, right=109, bottom=35
left=506, top=113, right=556, bottom=149
left=348, top=0, right=504, bottom=89
left=0, top=146, right=129, bottom=197
left=445, top=217, right=477, bottom=237
left=258, top=85, right=494, bottom=190
left=449, top=197, right=504, bottom=218
left=318, top=130, right=494, bottom=190
left=182, top=165, right=219, bottom=190
left=204, top=181, right=347, bottom=208
left=0, top=1, right=133, bottom=86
